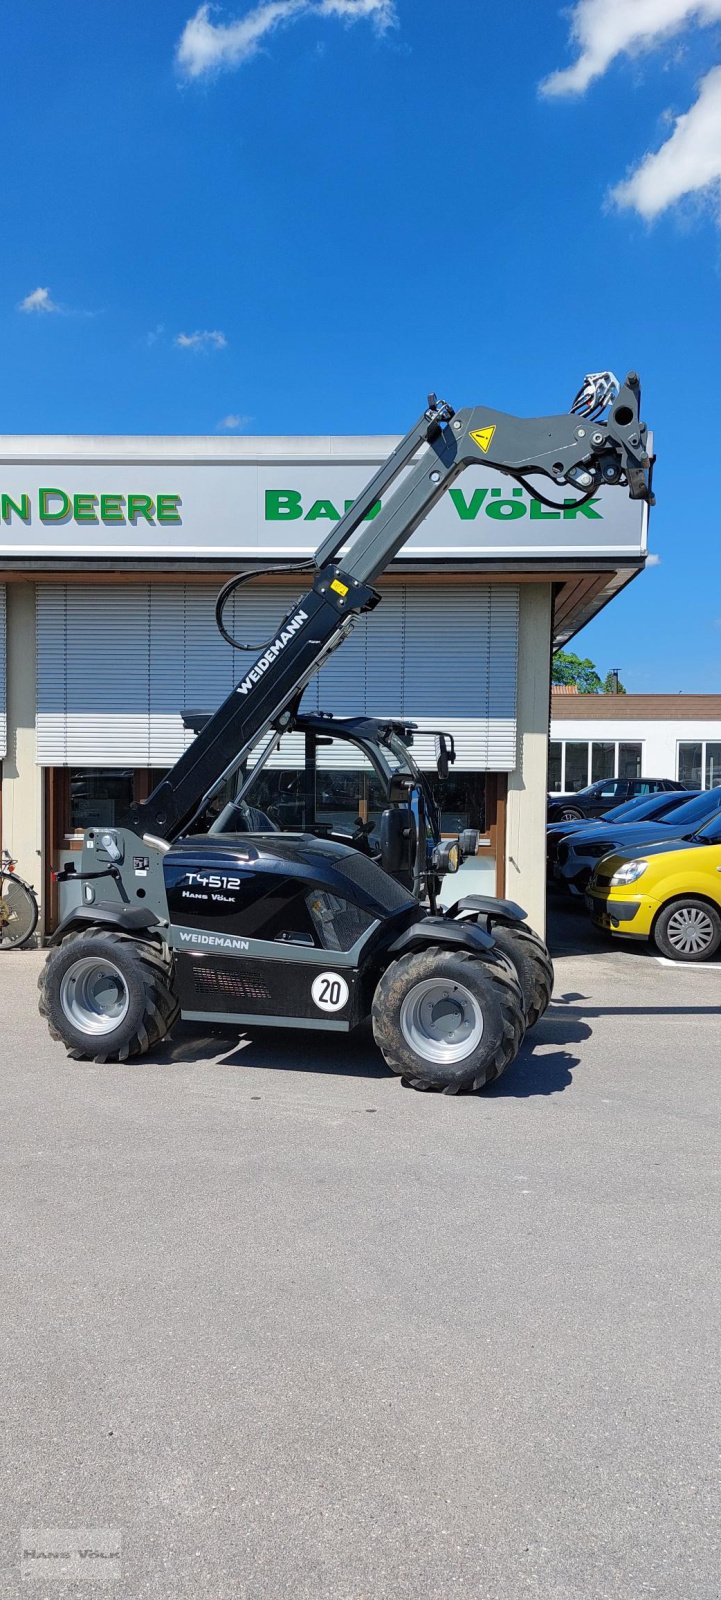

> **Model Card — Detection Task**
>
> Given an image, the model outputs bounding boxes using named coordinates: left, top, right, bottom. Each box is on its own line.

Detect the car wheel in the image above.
left=653, top=899, right=721, bottom=962
left=559, top=805, right=584, bottom=822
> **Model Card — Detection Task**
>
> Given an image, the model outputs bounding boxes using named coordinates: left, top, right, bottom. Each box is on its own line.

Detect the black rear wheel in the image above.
left=372, top=945, right=525, bottom=1093
left=39, top=928, right=179, bottom=1061
left=486, top=923, right=554, bottom=1028
left=0, top=872, right=38, bottom=950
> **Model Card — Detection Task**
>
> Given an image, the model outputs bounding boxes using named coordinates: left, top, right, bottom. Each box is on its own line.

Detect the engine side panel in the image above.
left=174, top=950, right=364, bottom=1029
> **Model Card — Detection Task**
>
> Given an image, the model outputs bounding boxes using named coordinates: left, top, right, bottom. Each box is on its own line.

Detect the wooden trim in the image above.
left=43, top=766, right=60, bottom=934
left=1, top=566, right=629, bottom=588
left=480, top=773, right=507, bottom=898
left=495, top=775, right=507, bottom=898
left=133, top=769, right=153, bottom=804
left=552, top=571, right=609, bottom=633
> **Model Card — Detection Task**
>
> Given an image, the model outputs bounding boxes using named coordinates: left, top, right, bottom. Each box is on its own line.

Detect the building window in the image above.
left=678, top=743, right=704, bottom=788
left=549, top=738, right=645, bottom=789
left=564, top=742, right=589, bottom=792
left=705, top=743, right=721, bottom=789
left=249, top=766, right=489, bottom=839
left=316, top=769, right=389, bottom=836
left=591, top=742, right=615, bottom=783
left=618, top=742, right=642, bottom=778
left=433, top=772, right=487, bottom=835
left=69, top=769, right=134, bottom=832
left=548, top=742, right=563, bottom=792
left=678, top=741, right=721, bottom=790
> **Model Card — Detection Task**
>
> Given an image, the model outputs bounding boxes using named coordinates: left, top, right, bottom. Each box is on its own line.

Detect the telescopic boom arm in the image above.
left=130, top=372, right=652, bottom=843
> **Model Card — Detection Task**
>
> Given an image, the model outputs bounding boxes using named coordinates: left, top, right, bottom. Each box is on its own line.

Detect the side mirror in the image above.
left=434, top=733, right=455, bottom=782
left=379, top=807, right=415, bottom=876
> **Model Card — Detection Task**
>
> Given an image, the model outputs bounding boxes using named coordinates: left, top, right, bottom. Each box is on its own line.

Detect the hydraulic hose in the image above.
left=215, top=561, right=315, bottom=652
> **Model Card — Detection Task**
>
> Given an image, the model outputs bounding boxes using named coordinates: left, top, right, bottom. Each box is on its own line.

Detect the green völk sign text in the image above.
left=265, top=487, right=602, bottom=523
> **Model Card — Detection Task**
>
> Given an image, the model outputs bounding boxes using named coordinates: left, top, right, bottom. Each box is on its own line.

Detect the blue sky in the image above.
left=2, top=0, right=721, bottom=690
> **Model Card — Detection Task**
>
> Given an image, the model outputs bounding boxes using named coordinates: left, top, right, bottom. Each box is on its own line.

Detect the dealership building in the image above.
left=0, top=431, right=649, bottom=935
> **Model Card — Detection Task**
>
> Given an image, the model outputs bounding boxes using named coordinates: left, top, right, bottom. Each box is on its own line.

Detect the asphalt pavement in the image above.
left=1, top=909, right=719, bottom=1599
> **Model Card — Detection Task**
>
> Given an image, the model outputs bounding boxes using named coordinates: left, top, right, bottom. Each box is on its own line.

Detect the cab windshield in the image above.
left=382, top=729, right=426, bottom=781
left=229, top=724, right=438, bottom=839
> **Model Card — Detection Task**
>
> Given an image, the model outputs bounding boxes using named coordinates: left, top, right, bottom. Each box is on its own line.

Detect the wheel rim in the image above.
left=665, top=906, right=717, bottom=956
left=560, top=808, right=581, bottom=821
left=59, top=956, right=130, bottom=1035
left=0, top=878, right=36, bottom=948
left=400, top=978, right=483, bottom=1065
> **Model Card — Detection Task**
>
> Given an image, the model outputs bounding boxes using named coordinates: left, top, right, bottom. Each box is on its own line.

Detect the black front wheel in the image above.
left=0, top=872, right=38, bottom=950
left=39, top=928, right=179, bottom=1061
left=372, top=945, right=525, bottom=1093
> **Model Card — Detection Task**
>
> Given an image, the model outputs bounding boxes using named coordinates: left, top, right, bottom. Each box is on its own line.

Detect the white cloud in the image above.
left=18, top=286, right=60, bottom=314
left=612, top=64, right=721, bottom=216
left=146, top=322, right=166, bottom=346
left=175, top=328, right=228, bottom=350
left=541, top=1, right=721, bottom=219
left=541, top=0, right=721, bottom=97
left=645, top=551, right=662, bottom=565
left=176, top=0, right=396, bottom=79
left=217, top=412, right=250, bottom=428
left=18, top=285, right=98, bottom=318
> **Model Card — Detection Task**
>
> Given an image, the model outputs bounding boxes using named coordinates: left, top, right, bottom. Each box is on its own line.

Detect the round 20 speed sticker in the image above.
left=311, top=971, right=350, bottom=1013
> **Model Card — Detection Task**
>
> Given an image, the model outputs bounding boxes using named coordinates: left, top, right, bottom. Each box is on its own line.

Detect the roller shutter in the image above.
left=36, top=582, right=518, bottom=770
left=0, top=585, right=6, bottom=758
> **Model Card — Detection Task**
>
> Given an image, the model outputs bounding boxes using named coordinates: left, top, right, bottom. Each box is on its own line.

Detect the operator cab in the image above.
left=181, top=707, right=472, bottom=909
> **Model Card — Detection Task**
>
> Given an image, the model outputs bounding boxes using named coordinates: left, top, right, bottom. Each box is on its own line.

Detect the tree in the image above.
left=552, top=651, right=602, bottom=694
left=602, top=670, right=627, bottom=695
left=552, top=652, right=627, bottom=694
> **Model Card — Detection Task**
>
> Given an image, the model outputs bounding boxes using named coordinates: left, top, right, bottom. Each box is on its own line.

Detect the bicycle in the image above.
left=0, top=849, right=39, bottom=950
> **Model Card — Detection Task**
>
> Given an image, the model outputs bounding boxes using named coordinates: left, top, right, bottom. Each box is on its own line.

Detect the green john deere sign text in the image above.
left=0, top=491, right=182, bottom=525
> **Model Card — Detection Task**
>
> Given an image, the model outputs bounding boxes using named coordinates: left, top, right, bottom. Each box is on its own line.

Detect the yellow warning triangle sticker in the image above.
left=470, top=425, right=496, bottom=454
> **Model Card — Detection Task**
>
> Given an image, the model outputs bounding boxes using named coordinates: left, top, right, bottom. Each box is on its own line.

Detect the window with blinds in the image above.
left=36, top=582, right=518, bottom=770
left=0, top=585, right=6, bottom=759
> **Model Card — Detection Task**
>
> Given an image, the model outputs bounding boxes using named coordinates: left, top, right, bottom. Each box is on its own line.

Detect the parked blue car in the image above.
left=546, top=789, right=699, bottom=874
left=554, top=788, right=721, bottom=894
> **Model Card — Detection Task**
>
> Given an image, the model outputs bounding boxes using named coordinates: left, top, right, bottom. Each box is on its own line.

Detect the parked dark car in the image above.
left=555, top=787, right=721, bottom=894
left=546, top=790, right=702, bottom=873
left=547, top=776, right=687, bottom=823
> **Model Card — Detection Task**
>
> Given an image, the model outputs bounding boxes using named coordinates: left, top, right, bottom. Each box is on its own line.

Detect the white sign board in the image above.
left=0, top=436, right=648, bottom=561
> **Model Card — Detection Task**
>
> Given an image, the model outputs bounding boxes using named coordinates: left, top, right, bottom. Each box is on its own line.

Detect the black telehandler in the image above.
left=39, top=373, right=653, bottom=1092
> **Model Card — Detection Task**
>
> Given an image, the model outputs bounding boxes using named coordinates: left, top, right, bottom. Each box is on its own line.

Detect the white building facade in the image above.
left=550, top=693, right=721, bottom=791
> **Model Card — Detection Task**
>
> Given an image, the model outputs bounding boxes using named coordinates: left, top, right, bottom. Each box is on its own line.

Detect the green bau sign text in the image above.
left=265, top=486, right=602, bottom=523
left=1, top=490, right=182, bottom=525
